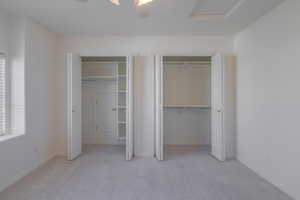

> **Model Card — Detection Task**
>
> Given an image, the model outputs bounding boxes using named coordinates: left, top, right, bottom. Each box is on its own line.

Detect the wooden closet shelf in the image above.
left=118, top=90, right=127, bottom=93
left=82, top=76, right=116, bottom=81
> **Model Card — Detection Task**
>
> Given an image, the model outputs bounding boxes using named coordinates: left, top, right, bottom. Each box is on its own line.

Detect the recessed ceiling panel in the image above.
left=191, top=0, right=244, bottom=19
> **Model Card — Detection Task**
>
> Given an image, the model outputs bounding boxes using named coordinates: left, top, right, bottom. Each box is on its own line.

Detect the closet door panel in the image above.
left=155, top=55, right=163, bottom=161
left=126, top=56, right=134, bottom=161
left=67, top=52, right=82, bottom=161
left=211, top=53, right=226, bottom=161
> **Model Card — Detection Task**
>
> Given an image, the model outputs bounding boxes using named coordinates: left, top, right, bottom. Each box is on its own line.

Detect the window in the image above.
left=0, top=53, right=7, bottom=136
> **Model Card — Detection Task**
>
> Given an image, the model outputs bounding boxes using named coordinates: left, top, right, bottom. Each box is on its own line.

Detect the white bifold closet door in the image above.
left=67, top=53, right=82, bottom=161
left=126, top=56, right=134, bottom=161
left=211, top=53, right=226, bottom=161
left=155, top=55, right=163, bottom=161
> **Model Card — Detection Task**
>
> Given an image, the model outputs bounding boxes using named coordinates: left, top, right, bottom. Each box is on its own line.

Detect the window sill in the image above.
left=0, top=131, right=25, bottom=142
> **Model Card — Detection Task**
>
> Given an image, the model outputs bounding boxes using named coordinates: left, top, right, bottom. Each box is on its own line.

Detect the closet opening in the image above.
left=81, top=56, right=133, bottom=160
left=158, top=56, right=213, bottom=160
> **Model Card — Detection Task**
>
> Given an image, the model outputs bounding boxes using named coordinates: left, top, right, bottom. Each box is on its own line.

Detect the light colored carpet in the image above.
left=0, top=145, right=293, bottom=200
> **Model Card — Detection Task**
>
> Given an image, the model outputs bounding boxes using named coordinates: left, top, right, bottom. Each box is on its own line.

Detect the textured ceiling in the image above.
left=0, top=0, right=284, bottom=36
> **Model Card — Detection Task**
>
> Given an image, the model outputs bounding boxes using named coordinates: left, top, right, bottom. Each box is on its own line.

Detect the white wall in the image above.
left=81, top=62, right=118, bottom=145
left=25, top=19, right=59, bottom=161
left=163, top=62, right=211, bottom=146
left=225, top=55, right=236, bottom=159
left=164, top=109, right=211, bottom=145
left=164, top=63, right=211, bottom=106
left=82, top=79, right=124, bottom=145
left=0, top=10, right=9, bottom=54
left=0, top=13, right=59, bottom=192
left=134, top=56, right=155, bottom=156
left=56, top=36, right=234, bottom=157
left=10, top=15, right=26, bottom=135
left=235, top=0, right=300, bottom=199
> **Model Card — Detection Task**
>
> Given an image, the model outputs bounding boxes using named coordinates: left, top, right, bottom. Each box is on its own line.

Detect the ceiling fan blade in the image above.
left=110, top=0, right=120, bottom=6
left=110, top=0, right=155, bottom=7
left=136, top=0, right=155, bottom=6
left=135, top=0, right=154, bottom=18
left=109, top=0, right=153, bottom=17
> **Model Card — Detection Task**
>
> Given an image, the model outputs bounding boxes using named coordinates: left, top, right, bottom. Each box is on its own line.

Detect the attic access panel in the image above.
left=191, top=0, right=245, bottom=20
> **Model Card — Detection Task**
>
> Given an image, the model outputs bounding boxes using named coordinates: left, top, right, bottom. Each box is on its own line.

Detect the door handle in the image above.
left=112, top=108, right=117, bottom=111
left=72, top=110, right=75, bottom=113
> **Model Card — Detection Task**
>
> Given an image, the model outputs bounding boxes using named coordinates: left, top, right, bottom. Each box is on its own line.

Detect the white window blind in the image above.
left=0, top=54, right=6, bottom=136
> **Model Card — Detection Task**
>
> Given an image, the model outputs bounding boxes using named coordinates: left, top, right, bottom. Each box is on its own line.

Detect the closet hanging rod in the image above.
left=164, top=64, right=211, bottom=68
left=82, top=76, right=116, bottom=81
left=163, top=61, right=211, bottom=65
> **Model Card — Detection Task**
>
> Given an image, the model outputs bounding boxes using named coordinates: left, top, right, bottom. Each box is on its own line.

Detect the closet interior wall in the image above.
left=81, top=57, right=127, bottom=145
left=163, top=57, right=211, bottom=147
